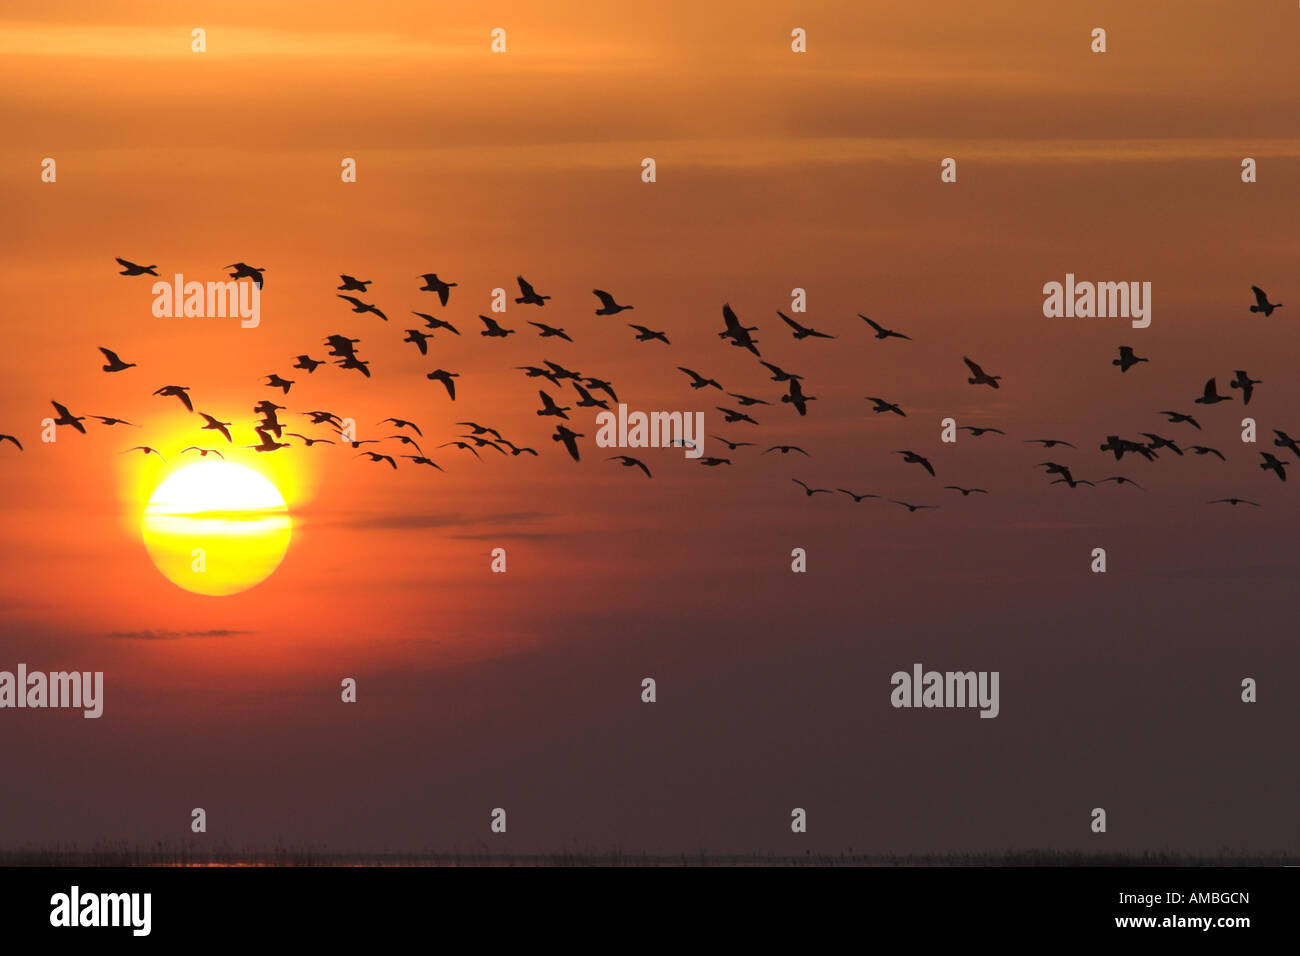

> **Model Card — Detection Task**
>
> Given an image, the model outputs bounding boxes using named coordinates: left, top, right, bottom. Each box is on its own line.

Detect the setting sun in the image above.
left=141, top=460, right=291, bottom=596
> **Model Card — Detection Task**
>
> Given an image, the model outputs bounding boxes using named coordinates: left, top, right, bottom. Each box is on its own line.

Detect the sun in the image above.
left=141, top=460, right=292, bottom=596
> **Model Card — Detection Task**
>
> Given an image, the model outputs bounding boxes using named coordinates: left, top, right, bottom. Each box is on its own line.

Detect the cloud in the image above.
left=319, top=510, right=552, bottom=532
left=105, top=629, right=251, bottom=641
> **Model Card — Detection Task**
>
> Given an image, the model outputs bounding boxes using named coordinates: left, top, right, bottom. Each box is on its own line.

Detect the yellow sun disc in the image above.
left=141, top=461, right=292, bottom=596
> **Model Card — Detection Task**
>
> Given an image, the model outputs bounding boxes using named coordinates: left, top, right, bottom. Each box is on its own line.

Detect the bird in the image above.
left=1194, top=378, right=1232, bottom=404
left=455, top=422, right=501, bottom=440
left=1038, top=461, right=1076, bottom=482
left=198, top=413, right=233, bottom=443
left=152, top=386, right=192, bottom=411
left=498, top=439, right=538, bottom=457
left=719, top=304, right=760, bottom=356
left=356, top=451, right=397, bottom=470
left=1025, top=439, right=1076, bottom=448
left=402, top=329, right=432, bottom=355
left=418, top=274, right=458, bottom=306
left=544, top=360, right=582, bottom=381
left=716, top=407, right=758, bottom=425
left=1249, top=285, right=1282, bottom=316
left=1273, top=430, right=1300, bottom=460
left=553, top=425, right=583, bottom=461
left=529, top=321, right=572, bottom=342
left=337, top=275, right=371, bottom=292
left=1113, top=346, right=1149, bottom=372
left=865, top=396, right=905, bottom=417
left=764, top=445, right=809, bottom=456
left=293, top=355, right=324, bottom=373
left=181, top=446, right=225, bottom=459
left=302, top=410, right=342, bottom=426
left=859, top=315, right=910, bottom=341
left=249, top=428, right=290, bottom=452
left=1098, top=476, right=1145, bottom=489
left=837, top=489, right=879, bottom=502
left=608, top=455, right=652, bottom=477
left=593, top=290, right=633, bottom=315
left=1209, top=497, right=1260, bottom=507
left=438, top=441, right=482, bottom=460
left=284, top=434, right=334, bottom=447
left=759, top=361, right=801, bottom=382
left=97, top=347, right=135, bottom=373
left=337, top=295, right=387, bottom=320
left=963, top=356, right=1001, bottom=388
left=1142, top=433, right=1183, bottom=456
left=479, top=315, right=516, bottom=338
left=115, top=257, right=158, bottom=276
left=698, top=457, right=731, bottom=467
left=1159, top=411, right=1200, bottom=430
left=402, top=456, right=444, bottom=471
left=945, top=486, right=988, bottom=496
left=628, top=323, right=669, bottom=344
left=1230, top=370, right=1260, bottom=405
left=225, top=262, right=265, bottom=288
left=958, top=426, right=1005, bottom=437
left=537, top=390, right=570, bottom=419
left=891, top=501, right=938, bottom=512
left=896, top=450, right=935, bottom=476
left=458, top=434, right=506, bottom=454
left=427, top=369, right=459, bottom=400
left=381, top=418, right=423, bottom=436
left=0, top=434, right=23, bottom=450
left=583, top=377, right=619, bottom=404
left=1188, top=446, right=1225, bottom=461
left=412, top=312, right=460, bottom=335
left=517, top=365, right=561, bottom=386
left=728, top=392, right=770, bottom=407
left=335, top=356, right=371, bottom=378
left=782, top=378, right=815, bottom=416
left=387, top=434, right=424, bottom=454
left=679, top=367, right=723, bottom=390
left=572, top=383, right=609, bottom=409
left=265, top=374, right=294, bottom=394
left=777, top=311, right=834, bottom=340
left=792, top=479, right=831, bottom=497
left=50, top=401, right=86, bottom=433
left=121, top=446, right=165, bottom=461
left=515, top=276, right=551, bottom=306
left=324, top=334, right=360, bottom=356
left=711, top=436, right=755, bottom=451
left=86, top=415, right=136, bottom=427
left=1259, top=452, right=1287, bottom=482
left=1051, top=476, right=1095, bottom=488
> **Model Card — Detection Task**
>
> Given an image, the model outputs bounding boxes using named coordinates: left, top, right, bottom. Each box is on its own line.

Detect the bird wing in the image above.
left=1251, top=285, right=1268, bottom=306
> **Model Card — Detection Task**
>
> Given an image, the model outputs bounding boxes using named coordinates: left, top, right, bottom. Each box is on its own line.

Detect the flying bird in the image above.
left=1142, top=433, right=1183, bottom=456
left=859, top=316, right=910, bottom=341
left=337, top=295, right=387, bottom=320
left=529, top=321, right=572, bottom=342
left=792, top=479, right=831, bottom=497
left=782, top=378, right=815, bottom=416
left=958, top=426, right=1005, bottom=437
left=87, top=415, right=136, bottom=427
left=198, top=413, right=233, bottom=443
left=1188, top=446, right=1225, bottom=461
left=572, top=382, right=609, bottom=409
left=412, top=312, right=460, bottom=335
left=337, top=275, right=371, bottom=292
left=891, top=501, right=938, bottom=512
left=1230, top=370, right=1260, bottom=405
left=439, top=441, right=482, bottom=460
left=293, top=355, right=324, bottom=373
left=553, top=425, right=583, bottom=461
left=945, top=486, right=988, bottom=496
left=764, top=445, right=809, bottom=457
left=97, top=347, right=135, bottom=373
left=896, top=450, right=935, bottom=476
left=284, top=434, right=334, bottom=447
left=717, top=406, right=758, bottom=425
left=1159, top=411, right=1200, bottom=430
left=711, top=436, right=755, bottom=451
left=679, top=367, right=723, bottom=390
left=608, top=455, right=652, bottom=477
left=479, top=315, right=517, bottom=338
left=719, top=304, right=760, bottom=356
left=1025, top=439, right=1076, bottom=448
left=153, top=386, right=192, bottom=411
left=456, top=422, right=501, bottom=440
left=1259, top=452, right=1287, bottom=482
left=402, top=456, right=444, bottom=471
left=1273, top=430, right=1300, bottom=460
left=629, top=323, right=670, bottom=344
left=727, top=393, right=769, bottom=407
left=517, top=365, right=561, bottom=386
left=1194, top=378, right=1232, bottom=405
left=865, top=396, right=905, bottom=417
left=249, top=428, right=290, bottom=452
left=593, top=290, right=633, bottom=315
left=356, top=451, right=397, bottom=470
left=381, top=418, right=423, bottom=436
left=498, top=439, right=537, bottom=457
left=50, top=401, right=86, bottom=433
left=1208, top=497, right=1260, bottom=507
left=837, top=489, right=879, bottom=502
left=759, top=360, right=801, bottom=382
left=777, top=311, right=834, bottom=340
left=1249, top=285, right=1282, bottom=316
left=418, top=274, right=457, bottom=306
left=537, top=390, right=570, bottom=419
left=226, top=262, right=265, bottom=288
left=698, top=457, right=731, bottom=467
left=427, top=369, right=459, bottom=400
left=1098, top=476, right=1145, bottom=489
left=0, top=434, right=23, bottom=450
left=121, top=446, right=165, bottom=462
left=403, top=329, right=432, bottom=355
left=963, top=356, right=1001, bottom=389
left=181, top=446, right=225, bottom=459
left=515, top=276, right=551, bottom=306
left=115, top=257, right=158, bottom=276
left=1112, top=346, right=1149, bottom=372
left=265, top=374, right=294, bottom=394
left=583, top=377, right=619, bottom=404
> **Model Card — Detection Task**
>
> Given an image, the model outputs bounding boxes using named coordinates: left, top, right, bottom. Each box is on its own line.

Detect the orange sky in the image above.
left=1, top=1, right=1297, bottom=856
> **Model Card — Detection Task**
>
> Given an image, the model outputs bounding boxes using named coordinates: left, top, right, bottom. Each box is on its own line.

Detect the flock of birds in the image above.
left=0, top=261, right=1289, bottom=514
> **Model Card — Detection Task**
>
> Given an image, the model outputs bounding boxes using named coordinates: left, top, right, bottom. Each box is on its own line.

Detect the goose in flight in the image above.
left=97, top=347, right=135, bottom=373
left=284, top=434, right=334, bottom=447
left=553, top=424, right=583, bottom=461
left=859, top=315, right=910, bottom=341
left=719, top=304, right=760, bottom=356
left=1142, top=433, right=1183, bottom=456
left=324, top=334, right=360, bottom=356
left=1249, top=285, right=1282, bottom=316
left=115, top=257, right=158, bottom=276
left=1273, top=430, right=1300, bottom=460
left=865, top=396, right=905, bottom=417
left=0, top=434, right=22, bottom=450
left=891, top=500, right=938, bottom=512
left=1188, top=445, right=1225, bottom=460
left=838, top=489, right=879, bottom=502
left=458, top=434, right=507, bottom=454
left=716, top=407, right=759, bottom=425
left=1098, top=476, right=1145, bottom=489
left=181, top=446, right=225, bottom=458
left=764, top=445, right=809, bottom=456
left=1051, top=476, right=1094, bottom=488
left=759, top=360, right=801, bottom=382
left=121, top=446, right=165, bottom=462
left=963, top=356, right=1001, bottom=389
left=249, top=428, right=290, bottom=452
left=1209, top=497, right=1260, bottom=507
left=945, top=485, right=988, bottom=496
left=403, top=329, right=432, bottom=355
left=679, top=367, right=723, bottom=390
left=593, top=289, right=633, bottom=315
left=87, top=415, right=136, bottom=427
left=387, top=434, right=424, bottom=454
left=958, top=425, right=1004, bottom=437
left=1038, top=461, right=1076, bottom=483
left=356, top=451, right=397, bottom=470
left=517, top=365, right=561, bottom=386
left=455, top=422, right=500, bottom=440
left=515, top=276, right=551, bottom=306
left=153, top=385, right=193, bottom=412
left=727, top=392, right=769, bottom=407
left=302, top=410, right=342, bottom=426
left=479, top=315, right=516, bottom=338
left=608, top=455, right=652, bottom=477
left=777, top=311, right=834, bottom=340
left=711, top=436, right=755, bottom=451
left=412, top=312, right=460, bottom=335
left=498, top=439, right=538, bottom=457
left=1159, top=411, right=1200, bottom=430
left=544, top=360, right=582, bottom=381
left=337, top=275, right=371, bottom=292
left=896, top=450, right=935, bottom=476
left=572, top=382, right=609, bottom=409
left=265, top=374, right=294, bottom=394
left=439, top=441, right=482, bottom=459
left=1259, top=452, right=1288, bottom=481
left=338, top=295, right=387, bottom=320
left=792, top=479, right=831, bottom=497
left=1112, top=346, right=1149, bottom=373
left=293, top=354, right=324, bottom=373
left=381, top=418, right=423, bottom=436
left=427, top=369, right=459, bottom=400
left=198, top=413, right=233, bottom=443
left=698, top=456, right=731, bottom=466
left=335, top=356, right=371, bottom=377
left=536, top=390, right=570, bottom=419
left=782, top=378, right=815, bottom=416
left=1025, top=438, right=1076, bottom=448
left=583, top=377, right=619, bottom=404
left=418, top=273, right=457, bottom=306
left=1194, top=378, right=1231, bottom=404
left=226, top=262, right=265, bottom=288
left=629, top=323, right=669, bottom=344
left=1230, top=370, right=1260, bottom=405
left=529, top=321, right=572, bottom=342
left=402, top=456, right=444, bottom=470
left=50, top=400, right=87, bottom=433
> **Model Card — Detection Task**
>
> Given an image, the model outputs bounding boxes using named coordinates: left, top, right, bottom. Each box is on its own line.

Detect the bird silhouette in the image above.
left=1272, top=430, right=1300, bottom=460
left=382, top=418, right=423, bottom=436
left=1194, top=378, right=1232, bottom=404
left=553, top=425, right=583, bottom=461
left=198, top=413, right=233, bottom=443
left=945, top=486, right=988, bottom=496
left=608, top=455, right=652, bottom=477
left=387, top=434, right=425, bottom=454
left=517, top=365, right=561, bottom=386
left=763, top=445, right=808, bottom=458
left=572, top=383, right=609, bottom=409
left=777, top=311, right=834, bottom=339
left=337, top=275, right=371, bottom=292
left=181, top=446, right=225, bottom=459
left=153, top=386, right=192, bottom=412
left=782, top=378, right=815, bottom=416
left=891, top=500, right=938, bottom=512
left=1230, top=370, right=1260, bottom=405
left=402, top=456, right=444, bottom=470
left=115, top=257, right=158, bottom=276
left=859, top=315, right=910, bottom=340
left=593, top=290, right=633, bottom=315
left=792, top=479, right=831, bottom=497
left=479, top=315, right=516, bottom=338
left=544, top=360, right=582, bottom=381
left=1098, top=476, right=1145, bottom=489
left=0, top=434, right=23, bottom=451
left=1051, top=476, right=1094, bottom=488
left=1159, top=411, right=1201, bottom=430
left=121, top=446, right=165, bottom=462
left=537, top=390, right=570, bottom=419
left=249, top=428, right=290, bottom=452
left=302, top=410, right=342, bottom=426
left=1025, top=438, right=1076, bottom=448
left=1249, top=285, right=1282, bottom=316
left=458, top=434, right=507, bottom=454
left=1113, top=346, right=1149, bottom=372
left=679, top=367, right=723, bottom=390
left=335, top=356, right=371, bottom=378
left=865, top=396, right=906, bottom=417
left=629, top=323, right=670, bottom=344
left=963, top=356, right=1001, bottom=388
left=418, top=273, right=457, bottom=306
left=728, top=392, right=770, bottom=407
left=1188, top=445, right=1225, bottom=461
left=896, top=450, right=935, bottom=476
left=759, top=360, right=801, bottom=382
left=87, top=415, right=136, bottom=427
left=226, top=262, right=265, bottom=288
left=717, top=406, right=758, bottom=425
left=1259, top=452, right=1287, bottom=481
left=356, top=451, right=397, bottom=469
left=1142, top=433, right=1183, bottom=456
left=455, top=422, right=500, bottom=440
left=584, top=377, right=619, bottom=403
left=529, top=321, right=572, bottom=342
left=412, top=312, right=460, bottom=335
left=698, top=457, right=731, bottom=466
left=515, top=276, right=551, bottom=306
left=1209, top=497, right=1260, bottom=507
left=265, top=374, right=294, bottom=394
left=284, top=434, right=334, bottom=447
left=711, top=436, right=755, bottom=451
left=439, top=441, right=482, bottom=460
left=293, top=355, right=324, bottom=373
left=403, top=329, right=432, bottom=355
left=324, top=334, right=360, bottom=356
left=837, top=489, right=879, bottom=502
left=427, top=369, right=459, bottom=400
left=50, top=400, right=86, bottom=433
left=958, top=426, right=1005, bottom=437
left=498, top=439, right=538, bottom=457
left=337, top=295, right=386, bottom=320
left=719, top=304, right=760, bottom=356
left=97, top=347, right=135, bottom=372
